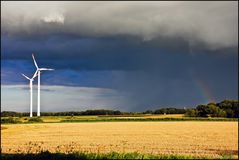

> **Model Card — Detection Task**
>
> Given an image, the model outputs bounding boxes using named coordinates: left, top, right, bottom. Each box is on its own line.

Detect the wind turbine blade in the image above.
left=21, top=74, right=31, bottom=80
left=39, top=68, right=54, bottom=71
left=32, top=53, right=39, bottom=69
left=32, top=70, right=38, bottom=79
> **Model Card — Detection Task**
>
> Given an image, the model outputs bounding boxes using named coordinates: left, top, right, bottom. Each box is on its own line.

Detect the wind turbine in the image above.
left=21, top=71, right=38, bottom=117
left=32, top=54, right=54, bottom=116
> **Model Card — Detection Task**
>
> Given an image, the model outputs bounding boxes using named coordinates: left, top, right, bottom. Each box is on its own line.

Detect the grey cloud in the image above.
left=1, top=85, right=130, bottom=112
left=1, top=2, right=238, bottom=111
left=2, top=1, right=238, bottom=49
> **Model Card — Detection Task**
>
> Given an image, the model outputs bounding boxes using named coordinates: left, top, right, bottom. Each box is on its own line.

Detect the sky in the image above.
left=1, top=1, right=238, bottom=112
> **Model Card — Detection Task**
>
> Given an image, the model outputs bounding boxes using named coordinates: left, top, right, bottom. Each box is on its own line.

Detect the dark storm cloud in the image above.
left=1, top=1, right=238, bottom=111
left=2, top=34, right=192, bottom=71
left=2, top=49, right=237, bottom=111
left=2, top=1, right=238, bottom=49
left=1, top=1, right=237, bottom=72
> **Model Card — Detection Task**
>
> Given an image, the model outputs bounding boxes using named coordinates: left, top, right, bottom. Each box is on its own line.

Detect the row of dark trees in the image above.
left=0, top=109, right=122, bottom=117
left=1, top=100, right=238, bottom=118
left=1, top=108, right=186, bottom=117
left=185, top=100, right=238, bottom=118
left=143, top=108, right=186, bottom=114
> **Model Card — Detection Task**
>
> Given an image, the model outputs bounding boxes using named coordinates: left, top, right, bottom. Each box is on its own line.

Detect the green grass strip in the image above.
left=60, top=117, right=238, bottom=123
left=0, top=151, right=220, bottom=160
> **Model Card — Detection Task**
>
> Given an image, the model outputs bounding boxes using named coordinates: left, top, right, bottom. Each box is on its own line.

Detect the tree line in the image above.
left=0, top=108, right=186, bottom=117
left=1, top=108, right=186, bottom=117
left=1, top=109, right=122, bottom=117
left=185, top=100, right=238, bottom=118
left=1, top=100, right=238, bottom=118
left=143, top=108, right=186, bottom=114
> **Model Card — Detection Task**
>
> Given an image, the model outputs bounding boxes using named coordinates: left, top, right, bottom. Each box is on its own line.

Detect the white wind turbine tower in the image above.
left=21, top=71, right=38, bottom=117
left=32, top=54, right=54, bottom=116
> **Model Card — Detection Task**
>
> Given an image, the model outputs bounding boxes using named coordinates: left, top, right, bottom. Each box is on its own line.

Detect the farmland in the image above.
left=1, top=114, right=237, bottom=124
left=1, top=121, right=238, bottom=159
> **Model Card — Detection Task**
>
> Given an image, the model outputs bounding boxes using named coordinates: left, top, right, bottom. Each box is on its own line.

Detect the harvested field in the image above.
left=1, top=122, right=238, bottom=159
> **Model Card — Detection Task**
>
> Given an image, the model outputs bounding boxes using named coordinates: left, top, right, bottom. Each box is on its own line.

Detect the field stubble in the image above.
left=1, top=122, right=238, bottom=159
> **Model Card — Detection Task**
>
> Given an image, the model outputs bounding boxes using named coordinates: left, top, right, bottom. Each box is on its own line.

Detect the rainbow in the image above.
left=192, top=76, right=216, bottom=104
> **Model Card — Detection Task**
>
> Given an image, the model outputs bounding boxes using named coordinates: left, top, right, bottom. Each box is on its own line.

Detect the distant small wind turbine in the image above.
left=32, top=54, right=54, bottom=116
left=21, top=71, right=38, bottom=117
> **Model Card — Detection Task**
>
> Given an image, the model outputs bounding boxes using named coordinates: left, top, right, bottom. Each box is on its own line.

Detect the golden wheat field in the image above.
left=1, top=122, right=238, bottom=158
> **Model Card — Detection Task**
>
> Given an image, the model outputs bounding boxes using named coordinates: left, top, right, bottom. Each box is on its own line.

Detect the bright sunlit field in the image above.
left=1, top=121, right=238, bottom=159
